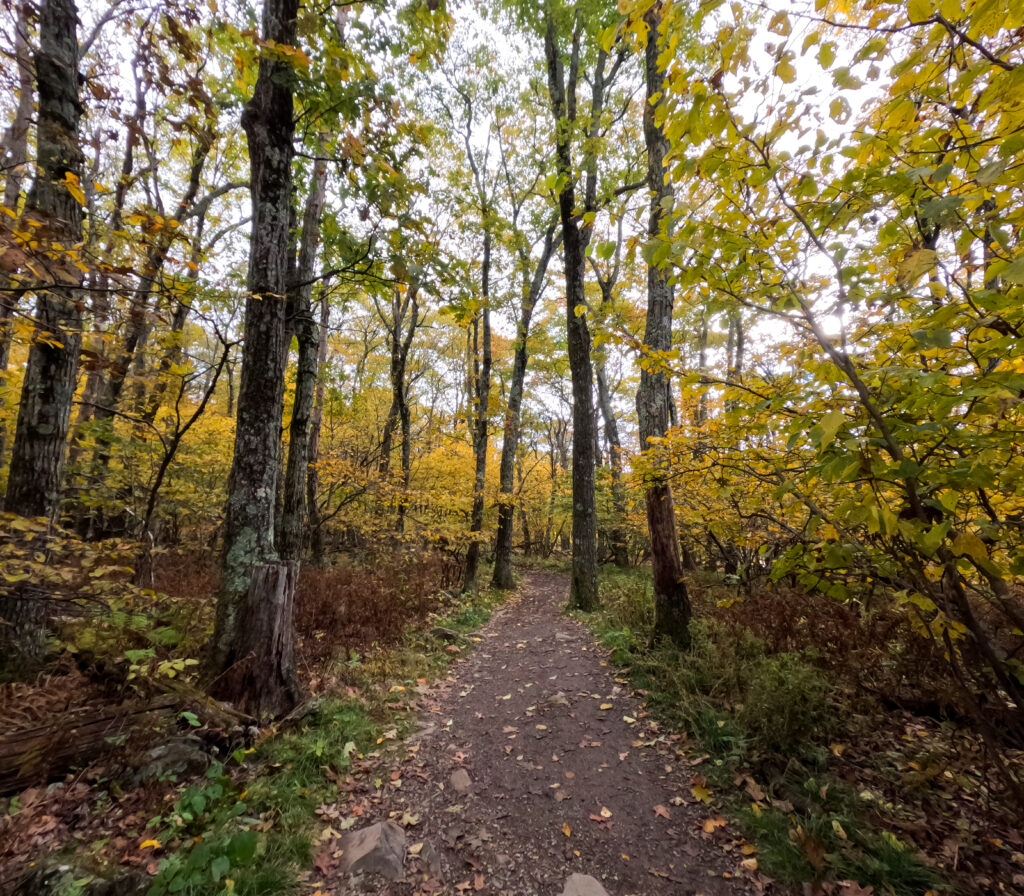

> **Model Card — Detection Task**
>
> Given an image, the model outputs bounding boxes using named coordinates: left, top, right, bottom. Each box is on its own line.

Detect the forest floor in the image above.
left=319, top=571, right=766, bottom=896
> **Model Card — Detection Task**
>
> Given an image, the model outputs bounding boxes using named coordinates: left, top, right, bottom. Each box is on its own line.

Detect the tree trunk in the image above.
left=209, top=562, right=300, bottom=718
left=280, top=153, right=328, bottom=561
left=4, top=0, right=84, bottom=521
left=636, top=2, right=691, bottom=647
left=463, top=226, right=492, bottom=593
left=210, top=0, right=298, bottom=697
left=493, top=227, right=558, bottom=590
left=543, top=7, right=600, bottom=611
left=595, top=360, right=628, bottom=567
left=307, top=292, right=329, bottom=563
left=0, top=0, right=35, bottom=465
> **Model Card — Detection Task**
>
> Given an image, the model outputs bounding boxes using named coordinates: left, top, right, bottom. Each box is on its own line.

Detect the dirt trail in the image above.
left=331, top=571, right=764, bottom=896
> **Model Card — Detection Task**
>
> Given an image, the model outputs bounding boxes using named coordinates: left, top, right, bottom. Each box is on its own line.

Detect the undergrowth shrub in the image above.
left=597, top=566, right=835, bottom=760
left=294, top=550, right=451, bottom=664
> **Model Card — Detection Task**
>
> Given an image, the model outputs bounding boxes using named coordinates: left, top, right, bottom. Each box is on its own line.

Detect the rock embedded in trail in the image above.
left=450, top=767, right=472, bottom=791
left=561, top=872, right=611, bottom=896
left=340, top=820, right=406, bottom=881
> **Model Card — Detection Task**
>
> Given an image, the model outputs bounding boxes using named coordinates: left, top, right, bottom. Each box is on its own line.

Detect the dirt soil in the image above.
left=324, top=571, right=768, bottom=896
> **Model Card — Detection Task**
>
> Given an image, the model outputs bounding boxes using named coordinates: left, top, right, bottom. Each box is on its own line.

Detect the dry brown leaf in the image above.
left=653, top=804, right=671, bottom=819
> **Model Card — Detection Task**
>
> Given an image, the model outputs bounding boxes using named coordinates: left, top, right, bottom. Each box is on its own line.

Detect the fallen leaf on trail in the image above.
left=563, top=823, right=572, bottom=837
left=455, top=881, right=471, bottom=892
left=565, top=771, right=575, bottom=778
left=741, top=842, right=757, bottom=855
left=623, top=715, right=636, bottom=723
left=653, top=804, right=671, bottom=819
left=454, top=751, right=468, bottom=763
left=830, top=742, right=847, bottom=757
left=474, top=873, right=486, bottom=890
left=536, top=724, right=547, bottom=730
left=139, top=840, right=160, bottom=850
left=691, top=784, right=712, bottom=804
left=619, top=752, right=629, bottom=761
left=649, top=868, right=669, bottom=878
left=390, top=770, right=402, bottom=781
left=600, top=703, right=613, bottom=710
left=702, top=817, right=726, bottom=833
left=740, top=857, right=758, bottom=871
left=555, top=790, right=569, bottom=802
left=600, top=806, right=612, bottom=818
left=399, top=812, right=421, bottom=827
left=409, top=842, right=424, bottom=856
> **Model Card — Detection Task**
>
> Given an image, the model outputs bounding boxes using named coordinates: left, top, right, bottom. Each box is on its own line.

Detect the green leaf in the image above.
left=226, top=831, right=257, bottom=865
left=818, top=409, right=845, bottom=448
left=210, top=856, right=230, bottom=883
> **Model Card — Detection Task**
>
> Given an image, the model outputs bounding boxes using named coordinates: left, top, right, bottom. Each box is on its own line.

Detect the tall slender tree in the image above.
left=4, top=0, right=85, bottom=521
left=635, top=0, right=691, bottom=646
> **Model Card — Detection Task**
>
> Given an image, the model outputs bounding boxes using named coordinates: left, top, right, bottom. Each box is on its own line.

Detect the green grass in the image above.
left=590, top=564, right=945, bottom=896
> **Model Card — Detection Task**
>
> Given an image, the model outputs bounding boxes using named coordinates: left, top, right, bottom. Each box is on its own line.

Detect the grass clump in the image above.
left=592, top=565, right=943, bottom=896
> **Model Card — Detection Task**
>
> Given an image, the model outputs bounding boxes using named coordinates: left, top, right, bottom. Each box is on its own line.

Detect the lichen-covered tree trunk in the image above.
left=210, top=562, right=300, bottom=718
left=492, top=227, right=558, bottom=590
left=280, top=154, right=328, bottom=561
left=636, top=2, right=691, bottom=647
left=4, top=0, right=84, bottom=521
left=210, top=0, right=299, bottom=709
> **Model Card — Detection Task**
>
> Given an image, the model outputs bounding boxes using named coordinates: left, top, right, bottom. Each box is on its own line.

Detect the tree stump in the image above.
left=209, top=562, right=301, bottom=719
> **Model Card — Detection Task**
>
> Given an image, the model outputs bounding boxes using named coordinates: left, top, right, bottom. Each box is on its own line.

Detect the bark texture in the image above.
left=280, top=153, right=328, bottom=561
left=0, top=0, right=34, bottom=464
left=209, top=563, right=301, bottom=718
left=4, top=0, right=84, bottom=520
left=636, top=3, right=691, bottom=647
left=211, top=0, right=298, bottom=685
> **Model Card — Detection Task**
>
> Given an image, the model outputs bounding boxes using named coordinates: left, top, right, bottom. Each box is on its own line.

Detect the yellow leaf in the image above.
left=562, top=823, right=572, bottom=837
left=139, top=840, right=160, bottom=849
left=952, top=530, right=988, bottom=564
left=775, top=59, right=796, bottom=83
left=692, top=784, right=712, bottom=803
left=63, top=172, right=86, bottom=207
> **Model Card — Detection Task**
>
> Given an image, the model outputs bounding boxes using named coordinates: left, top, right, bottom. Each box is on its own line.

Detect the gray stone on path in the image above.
left=340, top=821, right=406, bottom=881
left=560, top=873, right=610, bottom=896
left=450, top=767, right=472, bottom=791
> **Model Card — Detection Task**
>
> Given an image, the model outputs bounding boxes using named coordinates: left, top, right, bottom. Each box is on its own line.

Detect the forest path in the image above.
left=329, top=570, right=762, bottom=896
